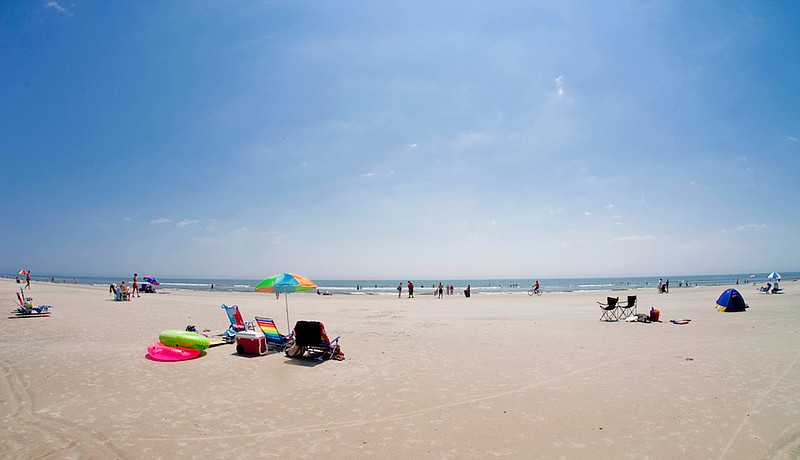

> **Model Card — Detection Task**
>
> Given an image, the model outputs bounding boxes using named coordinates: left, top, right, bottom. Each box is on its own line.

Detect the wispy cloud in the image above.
left=736, top=223, right=767, bottom=231
left=614, top=234, right=657, bottom=242
left=555, top=75, right=565, bottom=96
left=788, top=135, right=798, bottom=142
left=45, top=1, right=72, bottom=16
left=150, top=218, right=171, bottom=225
left=177, top=219, right=200, bottom=228
left=584, top=211, right=592, bottom=216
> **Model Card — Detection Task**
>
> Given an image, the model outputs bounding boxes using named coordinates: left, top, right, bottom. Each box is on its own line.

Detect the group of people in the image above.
left=397, top=281, right=471, bottom=298
left=657, top=278, right=670, bottom=294
left=758, top=282, right=781, bottom=294
left=110, top=273, right=144, bottom=301
left=15, top=271, right=32, bottom=288
left=435, top=283, right=458, bottom=298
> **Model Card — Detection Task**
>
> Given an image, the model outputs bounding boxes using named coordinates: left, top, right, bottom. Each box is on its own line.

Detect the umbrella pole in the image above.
left=285, top=293, right=290, bottom=332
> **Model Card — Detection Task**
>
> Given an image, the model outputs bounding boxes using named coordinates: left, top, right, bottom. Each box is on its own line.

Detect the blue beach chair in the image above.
left=220, top=304, right=248, bottom=343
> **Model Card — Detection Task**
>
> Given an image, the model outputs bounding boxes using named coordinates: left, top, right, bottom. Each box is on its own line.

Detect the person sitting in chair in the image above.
left=120, top=281, right=131, bottom=300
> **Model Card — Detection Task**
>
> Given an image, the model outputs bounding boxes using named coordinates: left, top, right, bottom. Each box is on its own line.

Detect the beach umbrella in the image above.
left=18, top=269, right=28, bottom=275
left=749, top=274, right=755, bottom=279
left=767, top=272, right=781, bottom=280
left=143, top=276, right=160, bottom=286
left=255, top=273, right=316, bottom=330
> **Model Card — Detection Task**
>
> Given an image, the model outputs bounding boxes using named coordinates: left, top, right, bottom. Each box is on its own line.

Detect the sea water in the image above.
left=5, top=272, right=797, bottom=296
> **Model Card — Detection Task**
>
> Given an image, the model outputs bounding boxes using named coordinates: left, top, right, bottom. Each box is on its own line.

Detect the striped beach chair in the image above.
left=254, top=316, right=293, bottom=351
left=220, top=304, right=248, bottom=342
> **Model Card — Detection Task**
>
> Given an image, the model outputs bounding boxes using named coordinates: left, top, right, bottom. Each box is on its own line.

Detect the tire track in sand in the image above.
left=0, top=360, right=126, bottom=459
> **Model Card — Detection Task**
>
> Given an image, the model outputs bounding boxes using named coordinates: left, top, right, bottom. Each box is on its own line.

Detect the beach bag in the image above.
left=636, top=314, right=651, bottom=323
left=649, top=308, right=660, bottom=322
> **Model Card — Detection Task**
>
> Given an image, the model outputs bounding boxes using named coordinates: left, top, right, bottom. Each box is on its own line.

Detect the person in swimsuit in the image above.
left=132, top=273, right=140, bottom=298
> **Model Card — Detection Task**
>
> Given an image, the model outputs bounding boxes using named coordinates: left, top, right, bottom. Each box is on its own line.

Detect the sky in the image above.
left=1, top=1, right=799, bottom=280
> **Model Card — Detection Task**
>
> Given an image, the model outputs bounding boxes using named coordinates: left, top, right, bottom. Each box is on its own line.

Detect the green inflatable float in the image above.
left=159, top=330, right=210, bottom=350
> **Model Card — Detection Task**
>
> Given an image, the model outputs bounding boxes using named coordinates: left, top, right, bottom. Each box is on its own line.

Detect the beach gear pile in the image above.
left=10, top=289, right=52, bottom=318
left=147, top=329, right=210, bottom=362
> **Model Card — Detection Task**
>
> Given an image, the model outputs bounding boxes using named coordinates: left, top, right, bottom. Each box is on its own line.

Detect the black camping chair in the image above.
left=286, top=321, right=341, bottom=360
left=598, top=297, right=619, bottom=321
left=617, top=295, right=637, bottom=319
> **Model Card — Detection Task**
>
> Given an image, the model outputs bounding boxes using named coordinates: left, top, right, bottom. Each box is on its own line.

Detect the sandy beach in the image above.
left=1, top=278, right=798, bottom=459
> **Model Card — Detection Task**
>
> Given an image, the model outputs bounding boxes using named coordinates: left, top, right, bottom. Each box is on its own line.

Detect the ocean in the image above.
left=5, top=272, right=797, bottom=296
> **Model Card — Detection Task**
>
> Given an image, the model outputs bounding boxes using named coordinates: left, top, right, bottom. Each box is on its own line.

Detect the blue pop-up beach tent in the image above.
left=716, top=288, right=747, bottom=312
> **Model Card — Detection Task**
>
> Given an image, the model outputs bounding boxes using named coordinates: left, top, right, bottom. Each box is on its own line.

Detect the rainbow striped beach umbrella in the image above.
left=255, top=273, right=316, bottom=293
left=18, top=269, right=28, bottom=275
left=255, top=273, right=316, bottom=330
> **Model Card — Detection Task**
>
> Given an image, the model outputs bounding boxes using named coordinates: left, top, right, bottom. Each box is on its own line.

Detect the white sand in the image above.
left=1, top=278, right=798, bottom=459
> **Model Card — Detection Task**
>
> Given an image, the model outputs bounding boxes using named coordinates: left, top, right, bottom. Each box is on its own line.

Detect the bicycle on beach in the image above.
left=527, top=288, right=542, bottom=296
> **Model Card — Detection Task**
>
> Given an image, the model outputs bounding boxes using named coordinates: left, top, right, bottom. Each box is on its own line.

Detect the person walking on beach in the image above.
left=132, top=273, right=140, bottom=298
left=464, top=284, right=471, bottom=297
left=25, top=271, right=31, bottom=289
left=407, top=281, right=414, bottom=298
left=397, top=283, right=402, bottom=298
left=657, top=279, right=663, bottom=294
left=665, top=279, right=670, bottom=293
left=438, top=282, right=444, bottom=299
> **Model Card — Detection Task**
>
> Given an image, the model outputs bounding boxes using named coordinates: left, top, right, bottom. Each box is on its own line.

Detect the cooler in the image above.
left=236, top=330, right=267, bottom=356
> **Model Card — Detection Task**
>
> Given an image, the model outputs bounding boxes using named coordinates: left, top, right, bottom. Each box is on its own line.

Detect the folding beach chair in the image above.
left=220, top=304, right=248, bottom=343
left=597, top=297, right=619, bottom=321
left=287, top=320, right=343, bottom=360
left=254, top=316, right=294, bottom=351
left=617, top=295, right=637, bottom=319
left=12, top=289, right=51, bottom=317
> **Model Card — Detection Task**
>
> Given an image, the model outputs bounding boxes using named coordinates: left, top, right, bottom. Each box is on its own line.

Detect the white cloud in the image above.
left=614, top=234, right=657, bottom=241
left=555, top=75, right=565, bottom=96
left=787, top=135, right=798, bottom=142
left=584, top=211, right=592, bottom=216
left=177, top=219, right=200, bottom=228
left=46, top=1, right=72, bottom=16
left=122, top=217, right=131, bottom=223
left=605, top=204, right=614, bottom=210
left=736, top=223, right=767, bottom=231
left=409, top=143, right=418, bottom=149
left=150, top=218, right=171, bottom=225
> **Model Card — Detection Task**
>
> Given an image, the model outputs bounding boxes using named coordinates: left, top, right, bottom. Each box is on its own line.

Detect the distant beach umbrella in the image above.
left=749, top=274, right=755, bottom=279
left=255, top=273, right=317, bottom=331
left=18, top=269, right=28, bottom=275
left=143, top=276, right=160, bottom=286
left=767, top=272, right=781, bottom=280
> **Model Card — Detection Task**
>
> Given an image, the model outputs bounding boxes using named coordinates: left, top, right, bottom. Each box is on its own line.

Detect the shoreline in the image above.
left=4, top=271, right=794, bottom=296
left=1, top=278, right=798, bottom=458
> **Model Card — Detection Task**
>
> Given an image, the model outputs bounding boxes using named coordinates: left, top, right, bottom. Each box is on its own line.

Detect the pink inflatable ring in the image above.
left=147, top=341, right=202, bottom=361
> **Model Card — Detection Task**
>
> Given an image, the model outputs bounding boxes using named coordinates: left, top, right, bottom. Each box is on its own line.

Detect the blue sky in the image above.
left=1, top=1, right=798, bottom=279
